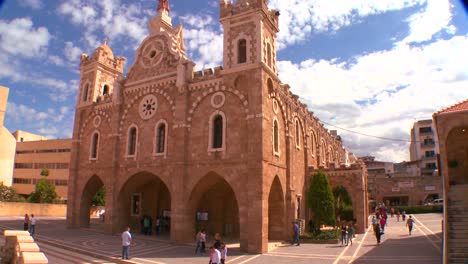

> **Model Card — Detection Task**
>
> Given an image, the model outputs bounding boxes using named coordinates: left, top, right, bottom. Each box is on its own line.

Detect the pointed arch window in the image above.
left=267, top=43, right=272, bottom=67
left=103, top=85, right=109, bottom=95
left=83, top=84, right=89, bottom=102
left=90, top=132, right=99, bottom=160
left=127, top=126, right=138, bottom=157
left=273, top=119, right=279, bottom=154
left=295, top=120, right=300, bottom=148
left=208, top=111, right=226, bottom=152
left=238, top=39, right=247, bottom=64
left=154, top=120, right=168, bottom=155
left=311, top=132, right=316, bottom=157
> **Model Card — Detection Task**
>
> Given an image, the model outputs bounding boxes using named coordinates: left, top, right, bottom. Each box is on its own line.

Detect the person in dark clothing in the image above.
left=374, top=223, right=382, bottom=244
left=292, top=222, right=300, bottom=246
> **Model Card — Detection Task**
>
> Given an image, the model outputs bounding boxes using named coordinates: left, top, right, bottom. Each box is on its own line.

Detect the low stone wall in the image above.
left=0, top=202, right=67, bottom=217
left=0, top=202, right=105, bottom=217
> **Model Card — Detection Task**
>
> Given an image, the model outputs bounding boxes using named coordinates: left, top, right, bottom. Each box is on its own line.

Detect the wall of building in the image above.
left=12, top=130, right=48, bottom=142
left=13, top=139, right=72, bottom=199
left=0, top=86, right=16, bottom=186
left=0, top=202, right=67, bottom=217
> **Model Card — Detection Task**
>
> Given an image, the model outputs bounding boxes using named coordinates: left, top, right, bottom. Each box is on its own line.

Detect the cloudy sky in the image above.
left=1, top=0, right=467, bottom=162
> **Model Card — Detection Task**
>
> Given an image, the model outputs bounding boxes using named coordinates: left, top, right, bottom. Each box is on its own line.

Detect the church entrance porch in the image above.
left=187, top=172, right=240, bottom=244
left=268, top=176, right=285, bottom=241
left=78, top=175, right=105, bottom=230
left=116, top=172, right=171, bottom=237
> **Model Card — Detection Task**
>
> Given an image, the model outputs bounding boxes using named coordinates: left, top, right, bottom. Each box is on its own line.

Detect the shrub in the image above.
left=300, top=229, right=340, bottom=240
left=307, top=171, right=336, bottom=233
left=392, top=205, right=442, bottom=214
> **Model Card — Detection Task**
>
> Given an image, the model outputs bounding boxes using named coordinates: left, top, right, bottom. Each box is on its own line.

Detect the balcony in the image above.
left=420, top=142, right=435, bottom=148
left=421, top=155, right=437, bottom=161
left=419, top=130, right=433, bottom=136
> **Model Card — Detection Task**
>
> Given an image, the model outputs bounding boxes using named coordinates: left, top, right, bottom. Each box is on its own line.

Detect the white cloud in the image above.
left=402, top=0, right=453, bottom=43
left=18, top=0, right=43, bottom=9
left=268, top=0, right=429, bottom=49
left=0, top=17, right=50, bottom=57
left=278, top=34, right=468, bottom=162
left=64, top=41, right=82, bottom=63
left=183, top=26, right=223, bottom=69
left=48, top=55, right=65, bottom=66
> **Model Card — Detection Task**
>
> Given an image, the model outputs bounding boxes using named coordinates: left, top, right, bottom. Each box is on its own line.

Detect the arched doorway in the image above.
left=117, top=172, right=171, bottom=236
left=79, top=175, right=105, bottom=228
left=446, top=126, right=468, bottom=185
left=188, top=172, right=240, bottom=240
left=268, top=176, right=285, bottom=240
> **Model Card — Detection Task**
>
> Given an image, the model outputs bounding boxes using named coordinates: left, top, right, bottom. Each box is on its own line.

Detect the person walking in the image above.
left=29, top=214, right=37, bottom=236
left=292, top=221, right=300, bottom=246
left=380, top=217, right=386, bottom=233
left=23, top=214, right=29, bottom=231
left=155, top=217, right=160, bottom=235
left=406, top=215, right=415, bottom=235
left=396, top=211, right=401, bottom=222
left=209, top=245, right=221, bottom=264
left=201, top=229, right=207, bottom=253
left=347, top=225, right=355, bottom=246
left=220, top=242, right=227, bottom=264
left=195, top=230, right=203, bottom=254
left=341, top=224, right=348, bottom=246
left=374, top=223, right=382, bottom=245
left=402, top=210, right=406, bottom=221
left=121, top=227, right=132, bottom=260
left=390, top=207, right=395, bottom=218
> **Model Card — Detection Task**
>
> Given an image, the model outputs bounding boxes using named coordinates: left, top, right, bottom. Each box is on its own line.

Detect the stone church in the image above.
left=67, top=0, right=368, bottom=253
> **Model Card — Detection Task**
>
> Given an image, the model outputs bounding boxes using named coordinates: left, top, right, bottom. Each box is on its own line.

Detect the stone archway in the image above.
left=268, top=176, right=285, bottom=240
left=187, top=172, right=240, bottom=240
left=446, top=126, right=468, bottom=185
left=79, top=175, right=104, bottom=228
left=116, top=172, right=171, bottom=235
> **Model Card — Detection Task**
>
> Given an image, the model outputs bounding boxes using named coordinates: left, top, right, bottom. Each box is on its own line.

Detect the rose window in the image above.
left=138, top=95, right=158, bottom=120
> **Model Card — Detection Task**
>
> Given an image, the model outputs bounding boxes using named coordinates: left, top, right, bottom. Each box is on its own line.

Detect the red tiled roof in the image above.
left=435, top=99, right=468, bottom=115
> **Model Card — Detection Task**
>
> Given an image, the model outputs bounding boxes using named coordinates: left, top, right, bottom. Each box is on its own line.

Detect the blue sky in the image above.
left=1, top=0, right=467, bottom=162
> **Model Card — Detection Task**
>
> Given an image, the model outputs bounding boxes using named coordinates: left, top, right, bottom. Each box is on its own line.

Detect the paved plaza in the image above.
left=0, top=214, right=442, bottom=264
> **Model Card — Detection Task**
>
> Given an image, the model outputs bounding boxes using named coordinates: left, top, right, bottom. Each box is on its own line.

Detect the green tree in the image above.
left=0, top=183, right=25, bottom=202
left=40, top=168, right=50, bottom=177
left=28, top=179, right=58, bottom=204
left=92, top=186, right=106, bottom=206
left=333, top=185, right=354, bottom=221
left=307, top=171, right=336, bottom=233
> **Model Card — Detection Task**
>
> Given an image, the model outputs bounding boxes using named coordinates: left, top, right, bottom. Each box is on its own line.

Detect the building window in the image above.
left=103, top=85, right=109, bottom=95
left=295, top=120, right=300, bottom=148
left=208, top=111, right=226, bottom=152
left=131, top=193, right=141, bottom=216
left=419, top=127, right=432, bottom=134
left=238, top=39, right=247, bottom=64
left=127, top=126, right=138, bottom=157
left=83, top=84, right=89, bottom=102
left=90, top=132, right=99, bottom=160
left=273, top=119, right=279, bottom=154
left=311, top=132, right=316, bottom=157
left=267, top=43, right=272, bottom=67
left=155, top=120, right=168, bottom=155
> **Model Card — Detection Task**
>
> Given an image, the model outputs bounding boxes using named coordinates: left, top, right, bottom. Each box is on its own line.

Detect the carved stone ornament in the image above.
left=273, top=99, right=279, bottom=114
left=140, top=39, right=165, bottom=68
left=93, top=116, right=102, bottom=127
left=211, top=92, right=226, bottom=109
left=139, top=94, right=158, bottom=120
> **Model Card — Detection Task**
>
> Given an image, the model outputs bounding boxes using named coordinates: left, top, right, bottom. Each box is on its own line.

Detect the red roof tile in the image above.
left=435, top=99, right=468, bottom=115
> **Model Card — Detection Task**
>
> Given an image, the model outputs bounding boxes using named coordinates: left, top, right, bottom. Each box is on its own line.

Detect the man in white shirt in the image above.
left=211, top=245, right=221, bottom=264
left=121, top=227, right=132, bottom=259
left=29, top=214, right=37, bottom=236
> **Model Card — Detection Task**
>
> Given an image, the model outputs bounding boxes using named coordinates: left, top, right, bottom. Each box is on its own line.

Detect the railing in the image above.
left=419, top=130, right=433, bottom=136
left=421, top=155, right=436, bottom=160
left=420, top=142, right=435, bottom=148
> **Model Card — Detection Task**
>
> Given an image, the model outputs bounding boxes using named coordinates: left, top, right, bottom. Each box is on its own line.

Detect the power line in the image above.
left=320, top=120, right=425, bottom=143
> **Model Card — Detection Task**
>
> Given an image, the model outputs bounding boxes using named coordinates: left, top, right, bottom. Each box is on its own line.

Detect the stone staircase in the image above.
left=447, top=184, right=468, bottom=263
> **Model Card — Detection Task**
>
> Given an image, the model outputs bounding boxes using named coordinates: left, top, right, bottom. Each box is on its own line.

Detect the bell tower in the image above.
left=219, top=0, right=279, bottom=74
left=77, top=41, right=126, bottom=107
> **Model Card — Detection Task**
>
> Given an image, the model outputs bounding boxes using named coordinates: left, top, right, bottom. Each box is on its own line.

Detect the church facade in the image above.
left=67, top=0, right=363, bottom=253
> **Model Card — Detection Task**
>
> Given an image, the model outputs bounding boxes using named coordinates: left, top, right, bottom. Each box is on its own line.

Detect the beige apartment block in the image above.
left=409, top=119, right=439, bottom=176
left=13, top=134, right=71, bottom=200
left=67, top=0, right=367, bottom=253
left=13, top=130, right=48, bottom=142
left=0, top=86, right=16, bottom=186
left=433, top=99, right=468, bottom=263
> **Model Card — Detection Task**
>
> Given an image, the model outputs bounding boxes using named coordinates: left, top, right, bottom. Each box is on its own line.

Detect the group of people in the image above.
left=195, top=230, right=227, bottom=264
left=340, top=224, right=356, bottom=246
left=372, top=203, right=416, bottom=245
left=140, top=215, right=169, bottom=236
left=23, top=213, right=37, bottom=236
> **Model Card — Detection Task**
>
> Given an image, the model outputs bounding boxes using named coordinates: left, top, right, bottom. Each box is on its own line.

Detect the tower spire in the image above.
left=157, top=0, right=170, bottom=13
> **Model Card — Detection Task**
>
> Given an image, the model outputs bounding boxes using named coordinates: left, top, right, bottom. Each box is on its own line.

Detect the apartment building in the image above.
left=0, top=86, right=16, bottom=186
left=409, top=119, right=439, bottom=176
left=12, top=131, right=71, bottom=200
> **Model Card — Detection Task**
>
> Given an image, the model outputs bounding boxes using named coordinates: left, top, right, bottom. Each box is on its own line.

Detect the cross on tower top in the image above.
left=157, top=0, right=170, bottom=13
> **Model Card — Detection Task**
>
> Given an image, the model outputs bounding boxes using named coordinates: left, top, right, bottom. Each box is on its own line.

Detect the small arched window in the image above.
left=90, top=132, right=99, bottom=159
left=83, top=84, right=89, bottom=102
left=213, top=115, right=223, bottom=149
left=238, top=39, right=247, bottom=64
left=103, top=85, right=109, bottom=95
left=311, top=132, right=316, bottom=156
left=273, top=120, right=279, bottom=153
left=267, top=43, right=272, bottom=67
left=127, top=126, right=137, bottom=156
left=156, top=123, right=166, bottom=154
left=295, top=120, right=300, bottom=147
